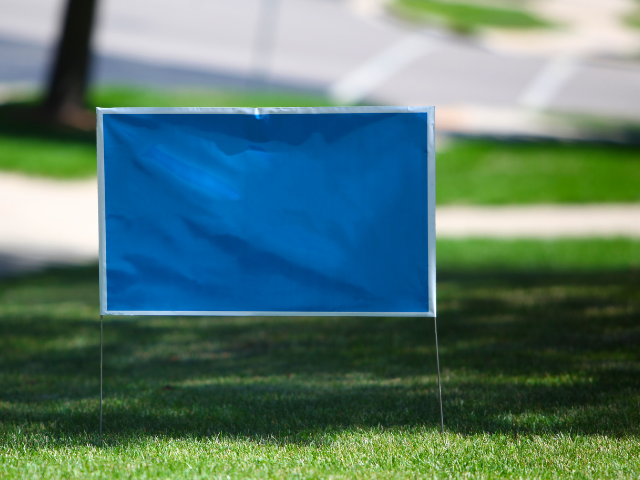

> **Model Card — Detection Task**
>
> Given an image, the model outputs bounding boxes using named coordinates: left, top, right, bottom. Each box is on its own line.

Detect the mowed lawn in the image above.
left=1, top=87, right=639, bottom=477
left=1, top=240, right=639, bottom=478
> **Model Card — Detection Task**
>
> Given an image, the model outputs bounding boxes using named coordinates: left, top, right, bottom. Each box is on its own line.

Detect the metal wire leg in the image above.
left=434, top=316, right=444, bottom=434
left=100, top=314, right=103, bottom=443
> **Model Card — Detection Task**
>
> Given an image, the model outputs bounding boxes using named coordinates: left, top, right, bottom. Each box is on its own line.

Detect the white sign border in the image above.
left=97, top=105, right=436, bottom=317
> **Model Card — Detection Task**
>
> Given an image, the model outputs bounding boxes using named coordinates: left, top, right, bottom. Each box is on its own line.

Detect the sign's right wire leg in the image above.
left=434, top=316, right=444, bottom=434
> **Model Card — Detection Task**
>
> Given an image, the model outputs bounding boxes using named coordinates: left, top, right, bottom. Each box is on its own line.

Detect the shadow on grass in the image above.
left=0, top=103, right=95, bottom=143
left=0, top=265, right=638, bottom=445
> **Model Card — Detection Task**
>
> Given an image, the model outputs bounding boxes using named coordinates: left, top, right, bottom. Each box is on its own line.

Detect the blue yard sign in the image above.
left=97, top=106, right=435, bottom=316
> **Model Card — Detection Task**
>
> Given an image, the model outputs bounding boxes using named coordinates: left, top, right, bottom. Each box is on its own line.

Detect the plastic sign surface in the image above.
left=97, top=106, right=435, bottom=316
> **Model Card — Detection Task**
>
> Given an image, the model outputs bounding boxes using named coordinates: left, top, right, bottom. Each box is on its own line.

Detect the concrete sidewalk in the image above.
left=1, top=172, right=639, bottom=276
left=0, top=173, right=97, bottom=276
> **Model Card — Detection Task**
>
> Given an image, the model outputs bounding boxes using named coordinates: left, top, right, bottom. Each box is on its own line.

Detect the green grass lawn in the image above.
left=87, top=86, right=334, bottom=110
left=391, top=0, right=550, bottom=34
left=1, top=87, right=640, bottom=205
left=626, top=0, right=640, bottom=30
left=1, top=239, right=639, bottom=478
left=437, top=139, right=640, bottom=204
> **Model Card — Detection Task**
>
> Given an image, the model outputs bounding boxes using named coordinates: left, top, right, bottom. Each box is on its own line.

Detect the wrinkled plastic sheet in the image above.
left=97, top=106, right=435, bottom=316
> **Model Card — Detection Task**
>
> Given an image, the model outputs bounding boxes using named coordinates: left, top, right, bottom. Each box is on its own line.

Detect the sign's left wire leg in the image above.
left=100, top=314, right=103, bottom=444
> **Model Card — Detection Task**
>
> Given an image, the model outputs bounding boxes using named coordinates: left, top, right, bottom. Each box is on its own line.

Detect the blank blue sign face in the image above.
left=97, top=107, right=435, bottom=316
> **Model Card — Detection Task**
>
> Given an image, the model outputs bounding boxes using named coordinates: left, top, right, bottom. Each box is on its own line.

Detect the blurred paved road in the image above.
left=1, top=0, right=640, bottom=121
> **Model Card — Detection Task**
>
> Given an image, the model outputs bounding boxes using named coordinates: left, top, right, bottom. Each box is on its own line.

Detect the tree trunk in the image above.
left=43, top=0, right=98, bottom=126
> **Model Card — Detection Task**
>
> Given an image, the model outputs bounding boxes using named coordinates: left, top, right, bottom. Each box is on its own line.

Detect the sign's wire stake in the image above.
left=99, top=314, right=103, bottom=445
left=434, top=316, right=444, bottom=435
